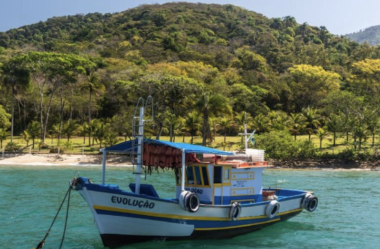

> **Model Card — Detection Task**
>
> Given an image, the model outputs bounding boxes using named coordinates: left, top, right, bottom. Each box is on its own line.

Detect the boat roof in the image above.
left=103, top=139, right=234, bottom=155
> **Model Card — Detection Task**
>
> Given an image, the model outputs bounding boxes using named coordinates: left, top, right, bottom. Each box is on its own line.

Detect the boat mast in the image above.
left=132, top=96, right=153, bottom=195
left=244, top=112, right=248, bottom=151
left=135, top=105, right=144, bottom=195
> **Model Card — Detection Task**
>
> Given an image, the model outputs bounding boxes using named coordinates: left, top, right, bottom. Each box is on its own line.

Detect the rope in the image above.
left=35, top=181, right=74, bottom=249
left=59, top=187, right=71, bottom=249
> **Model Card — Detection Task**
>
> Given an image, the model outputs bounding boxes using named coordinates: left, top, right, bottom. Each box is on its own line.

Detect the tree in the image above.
left=315, top=127, right=328, bottom=149
left=196, top=92, right=232, bottom=145
left=62, top=120, right=78, bottom=141
left=268, top=111, right=290, bottom=131
left=77, top=123, right=89, bottom=144
left=1, top=56, right=31, bottom=142
left=80, top=71, right=104, bottom=146
left=0, top=128, right=7, bottom=148
left=288, top=64, right=341, bottom=110
left=326, top=113, right=343, bottom=147
left=288, top=113, right=306, bottom=140
left=302, top=107, right=322, bottom=141
left=0, top=105, right=11, bottom=129
left=183, top=111, right=202, bottom=144
left=251, top=113, right=271, bottom=133
left=93, top=122, right=112, bottom=148
left=20, top=130, right=30, bottom=147
left=217, top=116, right=234, bottom=147
left=351, top=59, right=380, bottom=95
left=26, top=121, right=40, bottom=149
left=24, top=51, right=96, bottom=143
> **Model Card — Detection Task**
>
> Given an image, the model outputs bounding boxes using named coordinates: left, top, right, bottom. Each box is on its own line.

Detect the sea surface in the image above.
left=1, top=165, right=379, bottom=249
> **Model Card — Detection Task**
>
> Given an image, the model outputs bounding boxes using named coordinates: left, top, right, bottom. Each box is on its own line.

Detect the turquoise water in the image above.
left=1, top=166, right=380, bottom=249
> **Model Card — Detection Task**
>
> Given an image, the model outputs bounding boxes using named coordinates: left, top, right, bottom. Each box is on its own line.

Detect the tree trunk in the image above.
left=40, top=92, right=44, bottom=141
left=88, top=90, right=92, bottom=147
left=59, top=93, right=65, bottom=142
left=43, top=87, right=58, bottom=143
left=333, top=131, right=336, bottom=146
left=202, top=111, right=208, bottom=146
left=10, top=77, right=14, bottom=143
left=372, top=132, right=375, bottom=147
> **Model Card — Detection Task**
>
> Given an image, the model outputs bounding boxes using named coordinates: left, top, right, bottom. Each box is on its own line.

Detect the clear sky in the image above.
left=1, top=0, right=379, bottom=35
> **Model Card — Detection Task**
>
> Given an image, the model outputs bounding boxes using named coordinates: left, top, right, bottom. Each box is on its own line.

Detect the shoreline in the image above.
left=0, top=153, right=133, bottom=167
left=1, top=154, right=380, bottom=171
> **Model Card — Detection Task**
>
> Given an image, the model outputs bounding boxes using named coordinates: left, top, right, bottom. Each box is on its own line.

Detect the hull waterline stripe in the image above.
left=194, top=218, right=280, bottom=231
left=93, top=205, right=303, bottom=221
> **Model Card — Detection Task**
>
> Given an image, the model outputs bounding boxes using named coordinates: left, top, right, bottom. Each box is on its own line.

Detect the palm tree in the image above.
left=251, top=113, right=271, bottom=133
left=196, top=92, right=232, bottom=145
left=20, top=130, right=30, bottom=147
left=217, top=116, right=234, bottom=146
left=104, top=133, right=122, bottom=147
left=26, top=121, right=40, bottom=149
left=234, top=112, right=253, bottom=134
left=173, top=117, right=185, bottom=142
left=316, top=127, right=329, bottom=149
left=302, top=107, right=322, bottom=141
left=326, top=114, right=343, bottom=147
left=183, top=111, right=202, bottom=144
left=80, top=71, right=105, bottom=147
left=94, top=122, right=111, bottom=148
left=1, top=58, right=31, bottom=143
left=268, top=111, right=290, bottom=131
left=77, top=123, right=89, bottom=144
left=288, top=113, right=307, bottom=140
left=63, top=120, right=78, bottom=141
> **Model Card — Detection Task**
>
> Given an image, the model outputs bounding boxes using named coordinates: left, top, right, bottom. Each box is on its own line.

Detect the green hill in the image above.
left=1, top=2, right=380, bottom=151
left=345, top=25, right=380, bottom=45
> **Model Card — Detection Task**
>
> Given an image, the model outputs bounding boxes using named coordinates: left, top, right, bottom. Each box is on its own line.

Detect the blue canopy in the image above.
left=104, top=139, right=233, bottom=155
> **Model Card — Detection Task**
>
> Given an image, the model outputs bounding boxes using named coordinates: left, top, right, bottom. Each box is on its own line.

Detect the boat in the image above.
left=71, top=97, right=318, bottom=247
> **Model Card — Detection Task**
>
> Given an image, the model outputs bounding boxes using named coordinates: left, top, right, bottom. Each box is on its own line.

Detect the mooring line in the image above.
left=34, top=178, right=76, bottom=249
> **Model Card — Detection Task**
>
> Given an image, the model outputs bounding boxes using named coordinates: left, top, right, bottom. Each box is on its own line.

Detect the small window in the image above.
left=186, top=166, right=195, bottom=185
left=194, top=166, right=202, bottom=185
left=202, top=167, right=209, bottom=186
left=214, top=166, right=222, bottom=184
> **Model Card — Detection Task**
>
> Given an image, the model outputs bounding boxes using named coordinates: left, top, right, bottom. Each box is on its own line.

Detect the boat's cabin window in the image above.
left=202, top=167, right=209, bottom=186
left=186, top=166, right=195, bottom=185
left=214, top=166, right=222, bottom=184
left=179, top=165, right=210, bottom=186
left=194, top=166, right=202, bottom=185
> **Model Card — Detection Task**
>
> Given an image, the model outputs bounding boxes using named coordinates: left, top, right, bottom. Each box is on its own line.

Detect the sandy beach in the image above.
left=0, top=153, right=133, bottom=166
left=1, top=153, right=379, bottom=171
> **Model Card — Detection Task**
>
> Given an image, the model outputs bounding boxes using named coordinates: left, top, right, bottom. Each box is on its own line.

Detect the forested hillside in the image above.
left=346, top=25, right=380, bottom=45
left=1, top=2, right=380, bottom=156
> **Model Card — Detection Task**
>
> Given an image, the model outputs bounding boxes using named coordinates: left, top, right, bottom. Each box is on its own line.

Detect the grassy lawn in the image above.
left=0, top=133, right=377, bottom=154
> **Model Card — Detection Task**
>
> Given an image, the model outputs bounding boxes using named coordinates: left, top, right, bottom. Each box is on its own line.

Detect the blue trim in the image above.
left=214, top=194, right=263, bottom=204
left=129, top=183, right=159, bottom=198
left=104, top=139, right=233, bottom=155
left=95, top=209, right=274, bottom=229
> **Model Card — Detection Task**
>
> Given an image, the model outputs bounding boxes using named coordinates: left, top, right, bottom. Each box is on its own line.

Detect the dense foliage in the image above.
left=1, top=2, right=380, bottom=159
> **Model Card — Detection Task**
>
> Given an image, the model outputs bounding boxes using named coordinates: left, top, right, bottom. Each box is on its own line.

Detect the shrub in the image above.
left=49, top=146, right=65, bottom=154
left=5, top=142, right=21, bottom=152
left=255, top=131, right=316, bottom=160
left=39, top=142, right=49, bottom=149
